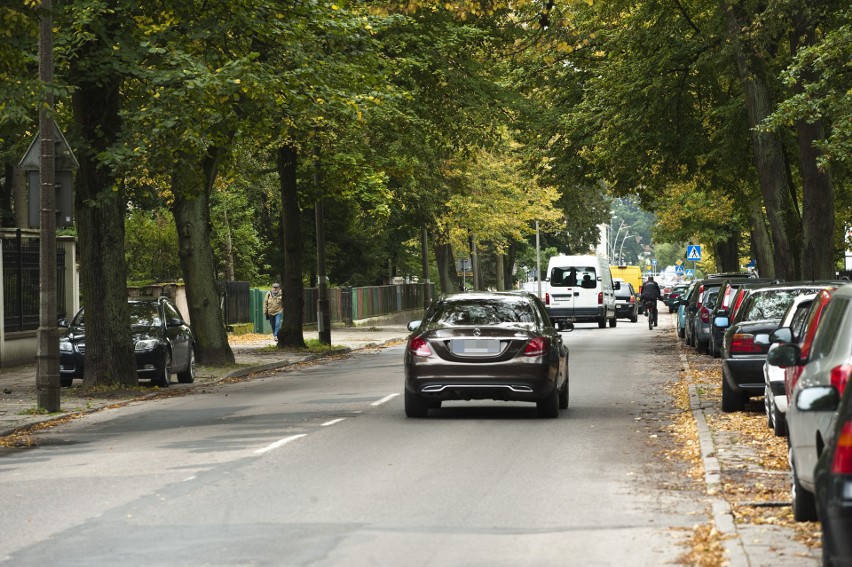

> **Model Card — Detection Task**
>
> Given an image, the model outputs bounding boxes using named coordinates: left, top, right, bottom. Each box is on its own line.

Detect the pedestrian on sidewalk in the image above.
left=265, top=283, right=283, bottom=341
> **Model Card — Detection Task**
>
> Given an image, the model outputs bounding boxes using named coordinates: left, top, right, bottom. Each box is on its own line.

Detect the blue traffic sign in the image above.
left=651, top=259, right=657, bottom=266
left=674, top=265, right=685, bottom=275
left=686, top=245, right=702, bottom=261
left=685, top=269, right=694, bottom=277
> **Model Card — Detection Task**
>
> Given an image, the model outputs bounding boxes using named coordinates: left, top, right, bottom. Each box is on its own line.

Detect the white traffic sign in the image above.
left=686, top=245, right=702, bottom=261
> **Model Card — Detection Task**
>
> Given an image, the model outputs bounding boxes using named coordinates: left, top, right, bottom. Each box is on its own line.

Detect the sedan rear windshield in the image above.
left=742, top=289, right=822, bottom=322
left=428, top=299, right=537, bottom=327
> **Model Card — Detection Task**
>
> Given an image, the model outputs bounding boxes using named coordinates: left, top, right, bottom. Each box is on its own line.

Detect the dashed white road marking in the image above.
left=371, top=393, right=399, bottom=406
left=321, top=418, right=346, bottom=427
left=255, top=434, right=308, bottom=455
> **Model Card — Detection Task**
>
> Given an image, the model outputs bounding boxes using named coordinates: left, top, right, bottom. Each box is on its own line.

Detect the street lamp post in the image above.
left=617, top=232, right=635, bottom=265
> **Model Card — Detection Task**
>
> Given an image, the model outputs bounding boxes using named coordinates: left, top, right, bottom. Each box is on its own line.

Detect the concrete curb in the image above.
left=681, top=353, right=750, bottom=567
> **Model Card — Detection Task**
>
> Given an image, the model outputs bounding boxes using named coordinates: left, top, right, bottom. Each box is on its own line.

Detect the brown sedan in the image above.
left=404, top=292, right=569, bottom=418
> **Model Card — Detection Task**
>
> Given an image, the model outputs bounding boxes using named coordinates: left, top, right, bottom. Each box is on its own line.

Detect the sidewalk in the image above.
left=0, top=323, right=410, bottom=440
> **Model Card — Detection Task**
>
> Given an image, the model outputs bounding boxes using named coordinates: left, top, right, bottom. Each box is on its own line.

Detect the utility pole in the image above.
left=421, top=227, right=430, bottom=311
left=37, top=0, right=59, bottom=411
left=314, top=137, right=330, bottom=345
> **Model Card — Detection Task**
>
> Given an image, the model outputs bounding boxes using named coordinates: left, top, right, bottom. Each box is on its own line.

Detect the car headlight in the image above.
left=59, top=340, right=73, bottom=353
left=135, top=339, right=159, bottom=352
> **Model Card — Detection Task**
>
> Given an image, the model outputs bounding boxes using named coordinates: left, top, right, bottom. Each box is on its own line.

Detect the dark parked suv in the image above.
left=59, top=296, right=196, bottom=388
left=719, top=283, right=830, bottom=412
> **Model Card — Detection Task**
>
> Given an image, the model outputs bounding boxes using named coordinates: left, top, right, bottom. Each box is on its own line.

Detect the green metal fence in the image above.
left=249, top=283, right=434, bottom=333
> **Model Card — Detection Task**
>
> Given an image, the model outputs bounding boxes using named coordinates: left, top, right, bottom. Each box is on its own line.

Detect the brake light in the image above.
left=699, top=308, right=710, bottom=323
left=408, top=336, right=432, bottom=357
left=730, top=333, right=762, bottom=354
left=721, top=286, right=734, bottom=309
left=832, top=422, right=852, bottom=475
left=696, top=285, right=705, bottom=308
left=524, top=336, right=548, bottom=357
left=629, top=296, right=635, bottom=304
left=545, top=292, right=550, bottom=306
left=830, top=364, right=852, bottom=396
left=598, top=292, right=603, bottom=305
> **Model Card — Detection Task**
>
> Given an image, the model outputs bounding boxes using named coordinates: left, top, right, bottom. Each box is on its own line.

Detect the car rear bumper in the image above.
left=546, top=307, right=603, bottom=322
left=722, top=356, right=766, bottom=393
left=406, top=363, right=556, bottom=402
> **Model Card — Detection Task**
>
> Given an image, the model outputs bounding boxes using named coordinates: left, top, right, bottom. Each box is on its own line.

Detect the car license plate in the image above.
left=450, top=339, right=501, bottom=356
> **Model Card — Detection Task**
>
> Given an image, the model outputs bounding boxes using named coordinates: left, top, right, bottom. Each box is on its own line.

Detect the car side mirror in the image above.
left=714, top=316, right=729, bottom=328
left=167, top=317, right=184, bottom=327
left=766, top=343, right=801, bottom=367
left=58, top=318, right=69, bottom=328
left=796, top=386, right=840, bottom=412
left=769, top=327, right=792, bottom=344
left=407, top=320, right=421, bottom=332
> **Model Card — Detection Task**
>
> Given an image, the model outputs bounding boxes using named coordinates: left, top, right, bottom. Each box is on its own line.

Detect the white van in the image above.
left=545, top=254, right=618, bottom=328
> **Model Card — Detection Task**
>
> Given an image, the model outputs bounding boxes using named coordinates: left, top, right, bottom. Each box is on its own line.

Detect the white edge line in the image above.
left=371, top=393, right=400, bottom=407
left=254, top=434, right=308, bottom=455
left=321, top=418, right=346, bottom=427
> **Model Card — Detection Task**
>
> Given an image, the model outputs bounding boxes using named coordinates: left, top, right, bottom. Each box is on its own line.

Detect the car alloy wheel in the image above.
left=155, top=351, right=171, bottom=388
left=177, top=348, right=195, bottom=384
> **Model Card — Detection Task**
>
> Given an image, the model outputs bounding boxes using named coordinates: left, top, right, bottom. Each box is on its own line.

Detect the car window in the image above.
left=789, top=301, right=813, bottom=342
left=550, top=266, right=597, bottom=288
left=810, top=297, right=850, bottom=360
left=129, top=302, right=162, bottom=327
left=163, top=301, right=182, bottom=322
left=741, top=289, right=818, bottom=322
left=431, top=299, right=537, bottom=326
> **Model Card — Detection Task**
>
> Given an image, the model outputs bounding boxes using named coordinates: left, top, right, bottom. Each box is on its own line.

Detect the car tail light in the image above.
left=721, top=286, right=734, bottom=309
left=598, top=292, right=603, bottom=305
left=408, top=336, right=432, bottom=357
left=545, top=292, right=551, bottom=305
left=524, top=336, right=548, bottom=357
left=629, top=296, right=635, bottom=304
left=830, top=363, right=852, bottom=396
left=696, top=284, right=705, bottom=308
left=832, top=422, right=852, bottom=475
left=730, top=333, right=762, bottom=354
left=699, top=307, right=710, bottom=323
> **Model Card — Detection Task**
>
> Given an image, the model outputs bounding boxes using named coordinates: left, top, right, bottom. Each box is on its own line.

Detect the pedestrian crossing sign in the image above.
left=686, top=245, right=702, bottom=261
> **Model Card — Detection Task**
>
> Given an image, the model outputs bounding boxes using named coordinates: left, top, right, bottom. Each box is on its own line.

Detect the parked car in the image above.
left=614, top=280, right=639, bottom=322
left=812, top=379, right=852, bottom=565
left=665, top=284, right=688, bottom=313
left=693, top=287, right=720, bottom=355
left=684, top=279, right=734, bottom=349
left=59, top=296, right=196, bottom=388
left=677, top=281, right=698, bottom=340
left=710, top=279, right=778, bottom=357
left=719, top=283, right=827, bottom=412
left=404, top=291, right=569, bottom=418
left=768, top=283, right=852, bottom=521
left=762, top=293, right=817, bottom=436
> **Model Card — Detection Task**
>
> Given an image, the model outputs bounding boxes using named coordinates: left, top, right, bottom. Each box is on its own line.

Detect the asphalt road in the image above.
left=0, top=317, right=707, bottom=566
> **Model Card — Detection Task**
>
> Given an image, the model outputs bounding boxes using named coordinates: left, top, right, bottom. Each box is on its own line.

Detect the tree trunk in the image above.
left=495, top=251, right=505, bottom=291
left=791, top=14, right=835, bottom=280
left=722, top=1, right=801, bottom=280
left=71, top=69, right=136, bottom=387
left=434, top=239, right=460, bottom=293
left=746, top=200, right=775, bottom=279
left=505, top=242, right=517, bottom=290
left=277, top=144, right=306, bottom=348
left=171, top=152, right=235, bottom=366
left=714, top=232, right=740, bottom=272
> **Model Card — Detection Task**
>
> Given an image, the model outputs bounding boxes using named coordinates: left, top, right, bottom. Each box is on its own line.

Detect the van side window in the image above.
left=550, top=267, right=578, bottom=287
left=580, top=267, right=597, bottom=288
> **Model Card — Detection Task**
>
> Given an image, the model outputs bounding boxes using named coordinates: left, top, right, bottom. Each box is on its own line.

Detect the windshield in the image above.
left=70, top=302, right=161, bottom=331
left=427, top=298, right=537, bottom=327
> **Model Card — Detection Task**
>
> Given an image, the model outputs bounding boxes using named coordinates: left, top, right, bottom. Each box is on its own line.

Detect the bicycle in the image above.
left=644, top=299, right=658, bottom=330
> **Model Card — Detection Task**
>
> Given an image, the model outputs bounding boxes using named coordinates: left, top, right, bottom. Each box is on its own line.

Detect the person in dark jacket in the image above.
left=640, top=276, right=663, bottom=327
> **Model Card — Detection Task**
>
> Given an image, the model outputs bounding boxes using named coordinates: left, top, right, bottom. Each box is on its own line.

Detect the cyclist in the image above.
left=640, top=276, right=663, bottom=327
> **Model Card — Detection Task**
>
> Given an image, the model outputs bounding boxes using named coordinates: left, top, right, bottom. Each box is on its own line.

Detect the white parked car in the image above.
left=762, top=293, right=817, bottom=436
